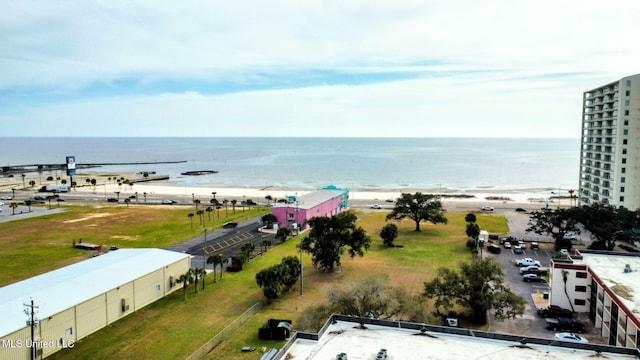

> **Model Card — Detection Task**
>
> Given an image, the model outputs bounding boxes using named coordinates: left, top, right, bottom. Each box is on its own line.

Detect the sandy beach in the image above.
left=0, top=171, right=569, bottom=208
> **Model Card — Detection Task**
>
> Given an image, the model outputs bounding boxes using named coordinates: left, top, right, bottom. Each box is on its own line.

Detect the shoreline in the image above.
left=0, top=171, right=573, bottom=207
left=73, top=180, right=566, bottom=207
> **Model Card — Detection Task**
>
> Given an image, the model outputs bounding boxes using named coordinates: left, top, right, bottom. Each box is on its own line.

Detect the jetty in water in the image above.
left=180, top=170, right=218, bottom=176
left=0, top=160, right=188, bottom=175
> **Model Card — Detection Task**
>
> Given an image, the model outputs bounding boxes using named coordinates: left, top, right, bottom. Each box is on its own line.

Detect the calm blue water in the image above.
left=0, top=137, right=580, bottom=192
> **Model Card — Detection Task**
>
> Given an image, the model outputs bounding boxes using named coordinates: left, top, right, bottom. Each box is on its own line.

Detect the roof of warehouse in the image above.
left=0, top=248, right=190, bottom=337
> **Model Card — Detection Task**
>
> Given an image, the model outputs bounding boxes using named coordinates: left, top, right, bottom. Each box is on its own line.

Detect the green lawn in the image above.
left=2, top=205, right=509, bottom=359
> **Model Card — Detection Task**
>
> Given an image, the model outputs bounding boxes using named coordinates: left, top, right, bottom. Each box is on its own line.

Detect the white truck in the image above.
left=515, top=258, right=541, bottom=267
left=38, top=185, right=70, bottom=193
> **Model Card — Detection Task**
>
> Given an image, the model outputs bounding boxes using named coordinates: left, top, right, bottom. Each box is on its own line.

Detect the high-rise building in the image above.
left=579, top=74, right=640, bottom=210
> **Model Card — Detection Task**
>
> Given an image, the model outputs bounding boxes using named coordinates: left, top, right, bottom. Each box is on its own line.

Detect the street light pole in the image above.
left=203, top=228, right=207, bottom=269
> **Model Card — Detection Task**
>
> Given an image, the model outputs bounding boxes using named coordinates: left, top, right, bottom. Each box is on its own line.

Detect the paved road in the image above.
left=164, top=216, right=276, bottom=270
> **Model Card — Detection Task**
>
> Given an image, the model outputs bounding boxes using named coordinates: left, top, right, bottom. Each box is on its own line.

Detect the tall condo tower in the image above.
left=579, top=74, right=640, bottom=209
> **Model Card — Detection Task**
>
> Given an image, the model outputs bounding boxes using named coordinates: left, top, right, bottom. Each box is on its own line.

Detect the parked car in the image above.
left=513, top=245, right=523, bottom=254
left=385, top=198, right=394, bottom=203
left=554, top=332, right=588, bottom=344
left=515, top=207, right=527, bottom=212
left=563, top=232, right=576, bottom=240
left=538, top=305, right=573, bottom=318
left=503, top=241, right=512, bottom=249
left=515, top=258, right=541, bottom=267
left=530, top=242, right=539, bottom=250
left=546, top=317, right=585, bottom=333
left=480, top=206, right=494, bottom=211
left=487, top=244, right=501, bottom=254
left=519, top=265, right=540, bottom=274
left=161, top=199, right=177, bottom=204
left=222, top=222, right=238, bottom=228
left=522, top=274, right=546, bottom=283
left=370, top=204, right=382, bottom=209
left=107, top=198, right=119, bottom=203
left=500, top=236, right=517, bottom=244
left=0, top=196, right=11, bottom=200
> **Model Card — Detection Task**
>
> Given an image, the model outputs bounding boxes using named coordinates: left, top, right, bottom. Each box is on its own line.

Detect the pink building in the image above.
left=271, top=186, right=349, bottom=230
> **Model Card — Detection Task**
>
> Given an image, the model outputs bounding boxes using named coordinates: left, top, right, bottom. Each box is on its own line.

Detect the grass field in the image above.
left=1, top=204, right=508, bottom=359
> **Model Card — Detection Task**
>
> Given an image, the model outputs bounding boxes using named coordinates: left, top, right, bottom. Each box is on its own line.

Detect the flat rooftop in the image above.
left=579, top=251, right=640, bottom=322
left=273, top=188, right=347, bottom=210
left=280, top=317, right=637, bottom=360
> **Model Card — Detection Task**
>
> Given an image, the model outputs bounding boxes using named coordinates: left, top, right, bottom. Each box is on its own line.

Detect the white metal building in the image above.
left=549, top=250, right=640, bottom=349
left=579, top=73, right=640, bottom=209
left=0, top=248, right=191, bottom=360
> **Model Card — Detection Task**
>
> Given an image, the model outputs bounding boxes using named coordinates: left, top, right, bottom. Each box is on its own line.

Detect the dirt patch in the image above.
left=64, top=213, right=113, bottom=223
left=110, top=235, right=140, bottom=241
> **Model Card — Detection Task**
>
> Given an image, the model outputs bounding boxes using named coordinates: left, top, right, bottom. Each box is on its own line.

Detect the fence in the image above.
left=185, top=301, right=264, bottom=360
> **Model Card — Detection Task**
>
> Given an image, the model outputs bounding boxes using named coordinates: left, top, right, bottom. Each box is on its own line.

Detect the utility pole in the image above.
left=299, top=243, right=303, bottom=296
left=24, top=298, right=38, bottom=360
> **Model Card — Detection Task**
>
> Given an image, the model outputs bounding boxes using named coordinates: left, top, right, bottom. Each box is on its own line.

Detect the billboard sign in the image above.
left=66, top=156, right=76, bottom=176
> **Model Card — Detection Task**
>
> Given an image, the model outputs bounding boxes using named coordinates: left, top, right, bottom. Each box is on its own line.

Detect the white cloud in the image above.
left=1, top=0, right=639, bottom=136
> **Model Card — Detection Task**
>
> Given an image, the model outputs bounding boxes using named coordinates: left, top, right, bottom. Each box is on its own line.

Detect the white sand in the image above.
left=2, top=171, right=565, bottom=207
left=71, top=181, right=557, bottom=207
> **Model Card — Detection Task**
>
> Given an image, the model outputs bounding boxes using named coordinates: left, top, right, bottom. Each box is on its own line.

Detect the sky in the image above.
left=1, top=0, right=639, bottom=138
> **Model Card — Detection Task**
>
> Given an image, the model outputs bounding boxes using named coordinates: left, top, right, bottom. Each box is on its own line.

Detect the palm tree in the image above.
left=261, top=239, right=272, bottom=253
left=265, top=195, right=273, bottom=206
left=28, top=180, right=36, bottom=188
left=208, top=254, right=226, bottom=281
left=124, top=198, right=131, bottom=207
left=231, top=199, right=237, bottom=214
left=240, top=242, right=255, bottom=259
left=91, top=178, right=97, bottom=190
left=568, top=189, right=575, bottom=208
left=114, top=191, right=120, bottom=200
left=21, top=174, right=25, bottom=189
left=9, top=202, right=18, bottom=215
left=143, top=192, right=147, bottom=202
left=206, top=207, right=213, bottom=222
left=176, top=269, right=195, bottom=300
left=222, top=200, right=229, bottom=216
left=193, top=268, right=206, bottom=293
left=188, top=213, right=195, bottom=228
left=24, top=200, right=32, bottom=213
left=194, top=199, right=201, bottom=211
left=562, top=269, right=576, bottom=312
left=196, top=210, right=204, bottom=225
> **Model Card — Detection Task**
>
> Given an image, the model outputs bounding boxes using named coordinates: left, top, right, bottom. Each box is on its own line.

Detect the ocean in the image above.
left=0, top=137, right=580, bottom=193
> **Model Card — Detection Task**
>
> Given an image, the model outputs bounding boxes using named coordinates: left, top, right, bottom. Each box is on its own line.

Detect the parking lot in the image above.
left=484, top=210, right=603, bottom=344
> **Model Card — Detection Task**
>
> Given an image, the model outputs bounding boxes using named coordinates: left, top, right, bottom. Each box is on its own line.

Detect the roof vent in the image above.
left=624, top=264, right=632, bottom=273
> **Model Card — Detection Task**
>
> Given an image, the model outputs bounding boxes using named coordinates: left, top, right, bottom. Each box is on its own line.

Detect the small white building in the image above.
left=0, top=248, right=190, bottom=360
left=549, top=249, right=640, bottom=349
